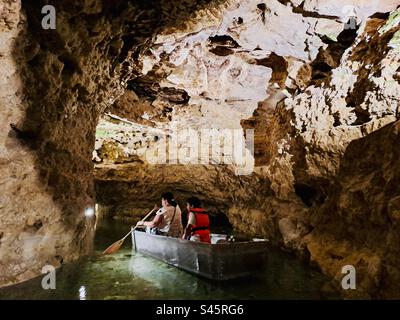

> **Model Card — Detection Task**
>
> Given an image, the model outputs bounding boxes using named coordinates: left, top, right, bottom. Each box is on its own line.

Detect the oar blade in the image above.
left=102, top=239, right=123, bottom=255
left=101, top=206, right=155, bottom=255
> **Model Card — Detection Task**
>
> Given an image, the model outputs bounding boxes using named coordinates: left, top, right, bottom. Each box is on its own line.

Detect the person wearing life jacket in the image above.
left=182, top=197, right=211, bottom=243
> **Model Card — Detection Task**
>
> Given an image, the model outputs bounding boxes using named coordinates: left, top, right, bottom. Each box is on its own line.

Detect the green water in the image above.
left=0, top=220, right=340, bottom=300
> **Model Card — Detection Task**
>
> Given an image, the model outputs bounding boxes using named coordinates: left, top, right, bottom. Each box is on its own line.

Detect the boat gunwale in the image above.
left=132, top=229, right=269, bottom=249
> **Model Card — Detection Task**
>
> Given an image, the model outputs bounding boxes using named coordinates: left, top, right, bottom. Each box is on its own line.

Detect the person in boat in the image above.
left=136, top=192, right=183, bottom=238
left=182, top=197, right=211, bottom=243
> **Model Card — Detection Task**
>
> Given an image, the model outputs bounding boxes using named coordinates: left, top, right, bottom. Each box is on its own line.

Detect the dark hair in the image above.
left=162, top=192, right=177, bottom=207
left=187, top=197, right=202, bottom=208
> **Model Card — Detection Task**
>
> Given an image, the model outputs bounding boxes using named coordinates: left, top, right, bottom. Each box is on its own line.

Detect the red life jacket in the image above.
left=188, top=208, right=211, bottom=243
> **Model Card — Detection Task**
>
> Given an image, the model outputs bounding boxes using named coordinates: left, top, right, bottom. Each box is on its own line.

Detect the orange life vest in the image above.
left=188, top=208, right=211, bottom=243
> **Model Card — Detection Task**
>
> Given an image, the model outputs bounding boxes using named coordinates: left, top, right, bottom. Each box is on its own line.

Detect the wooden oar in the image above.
left=102, top=207, right=157, bottom=255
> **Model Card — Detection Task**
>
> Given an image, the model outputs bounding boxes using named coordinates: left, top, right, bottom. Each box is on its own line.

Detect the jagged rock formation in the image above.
left=1, top=0, right=400, bottom=299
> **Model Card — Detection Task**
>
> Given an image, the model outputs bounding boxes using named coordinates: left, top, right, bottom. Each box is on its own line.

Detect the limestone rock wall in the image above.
left=0, top=0, right=76, bottom=287
left=0, top=0, right=130, bottom=288
left=306, top=120, right=400, bottom=298
left=95, top=163, right=271, bottom=221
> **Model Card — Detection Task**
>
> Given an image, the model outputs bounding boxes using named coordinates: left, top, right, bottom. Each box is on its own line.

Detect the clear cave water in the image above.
left=0, top=219, right=340, bottom=300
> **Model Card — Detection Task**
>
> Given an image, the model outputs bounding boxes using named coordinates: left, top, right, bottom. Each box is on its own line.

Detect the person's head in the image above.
left=186, top=197, right=202, bottom=211
left=161, top=192, right=176, bottom=207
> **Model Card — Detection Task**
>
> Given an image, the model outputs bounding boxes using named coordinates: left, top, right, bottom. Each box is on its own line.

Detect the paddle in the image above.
left=102, top=206, right=158, bottom=255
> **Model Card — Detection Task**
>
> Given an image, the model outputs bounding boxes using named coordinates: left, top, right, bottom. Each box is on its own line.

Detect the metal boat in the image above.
left=131, top=228, right=268, bottom=280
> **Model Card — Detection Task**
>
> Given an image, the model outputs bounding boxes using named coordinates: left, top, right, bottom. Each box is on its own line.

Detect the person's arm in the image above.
left=182, top=212, right=195, bottom=240
left=143, top=214, right=163, bottom=228
left=136, top=204, right=160, bottom=227
left=182, top=224, right=193, bottom=240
